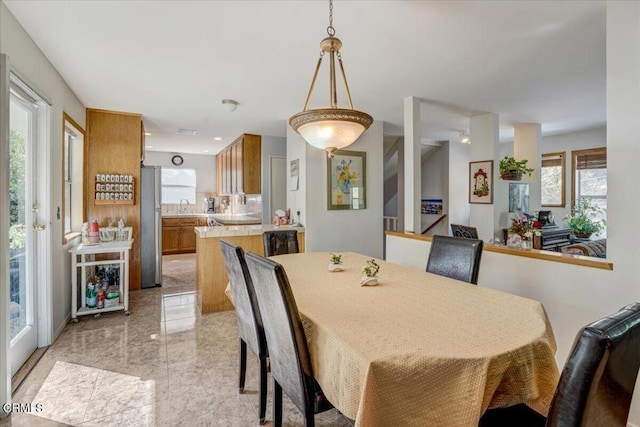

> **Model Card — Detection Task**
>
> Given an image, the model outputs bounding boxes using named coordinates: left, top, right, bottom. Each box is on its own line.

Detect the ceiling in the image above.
left=4, top=0, right=606, bottom=155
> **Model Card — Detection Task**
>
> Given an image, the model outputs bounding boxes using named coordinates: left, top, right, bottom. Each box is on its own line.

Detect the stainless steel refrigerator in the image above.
left=140, top=165, right=162, bottom=288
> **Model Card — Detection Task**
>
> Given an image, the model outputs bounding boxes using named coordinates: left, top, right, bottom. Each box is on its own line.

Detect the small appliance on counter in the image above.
left=205, top=197, right=215, bottom=213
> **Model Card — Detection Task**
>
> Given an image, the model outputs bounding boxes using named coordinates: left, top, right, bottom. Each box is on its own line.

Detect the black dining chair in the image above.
left=426, top=234, right=483, bottom=284
left=263, top=230, right=299, bottom=257
left=450, top=223, right=479, bottom=239
left=219, top=240, right=269, bottom=424
left=479, top=302, right=640, bottom=427
left=245, top=252, right=333, bottom=427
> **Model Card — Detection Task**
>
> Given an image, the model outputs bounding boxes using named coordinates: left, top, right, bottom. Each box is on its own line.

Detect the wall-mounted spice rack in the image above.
left=94, top=173, right=135, bottom=205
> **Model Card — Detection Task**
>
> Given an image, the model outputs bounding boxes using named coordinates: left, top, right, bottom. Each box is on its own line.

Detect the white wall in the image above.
left=261, top=135, right=286, bottom=224
left=288, top=121, right=384, bottom=259
left=448, top=140, right=471, bottom=229
left=1, top=2, right=86, bottom=347
left=421, top=146, right=447, bottom=235
left=286, top=126, right=307, bottom=228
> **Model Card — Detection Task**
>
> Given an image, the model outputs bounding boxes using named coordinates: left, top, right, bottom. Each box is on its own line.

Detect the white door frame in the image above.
left=0, top=55, right=53, bottom=415
left=1, top=52, right=12, bottom=419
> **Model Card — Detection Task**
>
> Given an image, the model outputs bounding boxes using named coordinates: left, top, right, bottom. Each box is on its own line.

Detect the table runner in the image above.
left=271, top=252, right=559, bottom=427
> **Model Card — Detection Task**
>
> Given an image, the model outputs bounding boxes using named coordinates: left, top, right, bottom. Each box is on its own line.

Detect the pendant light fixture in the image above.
left=289, top=0, right=373, bottom=158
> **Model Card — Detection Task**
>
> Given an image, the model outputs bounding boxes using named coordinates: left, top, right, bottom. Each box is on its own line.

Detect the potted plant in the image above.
left=565, top=199, right=606, bottom=238
left=360, top=259, right=380, bottom=286
left=328, top=253, right=344, bottom=272
left=499, top=156, right=535, bottom=180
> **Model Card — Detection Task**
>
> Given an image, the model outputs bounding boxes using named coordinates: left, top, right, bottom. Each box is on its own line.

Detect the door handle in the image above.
left=33, top=224, right=46, bottom=231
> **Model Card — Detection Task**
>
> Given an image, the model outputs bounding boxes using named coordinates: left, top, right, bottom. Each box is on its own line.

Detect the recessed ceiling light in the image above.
left=203, top=150, right=210, bottom=153
left=144, top=132, right=152, bottom=136
left=146, top=145, right=153, bottom=149
left=213, top=137, right=222, bottom=141
left=177, top=128, right=197, bottom=136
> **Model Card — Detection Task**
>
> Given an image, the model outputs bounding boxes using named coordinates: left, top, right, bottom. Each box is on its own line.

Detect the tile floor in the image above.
left=1, top=254, right=353, bottom=426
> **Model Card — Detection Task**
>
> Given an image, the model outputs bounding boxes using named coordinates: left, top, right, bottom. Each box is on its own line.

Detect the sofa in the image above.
left=561, top=239, right=606, bottom=258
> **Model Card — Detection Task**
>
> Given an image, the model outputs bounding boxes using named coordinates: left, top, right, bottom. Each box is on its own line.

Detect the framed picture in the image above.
left=469, top=160, right=493, bottom=204
left=421, top=198, right=443, bottom=215
left=327, top=150, right=366, bottom=210
left=509, top=183, right=530, bottom=212
left=290, top=158, right=299, bottom=191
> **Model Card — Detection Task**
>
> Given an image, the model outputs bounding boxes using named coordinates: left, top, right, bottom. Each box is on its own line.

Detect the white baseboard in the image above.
left=53, top=313, right=71, bottom=342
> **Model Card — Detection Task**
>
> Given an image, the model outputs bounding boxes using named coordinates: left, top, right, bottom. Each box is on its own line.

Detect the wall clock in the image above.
left=171, top=155, right=184, bottom=166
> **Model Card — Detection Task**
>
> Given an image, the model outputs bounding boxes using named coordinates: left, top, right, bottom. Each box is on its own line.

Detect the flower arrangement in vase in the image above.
left=328, top=253, right=344, bottom=272
left=360, top=259, right=380, bottom=286
left=508, top=212, right=542, bottom=249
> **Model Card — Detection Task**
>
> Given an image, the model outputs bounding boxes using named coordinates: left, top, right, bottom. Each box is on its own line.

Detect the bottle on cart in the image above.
left=81, top=222, right=90, bottom=244
left=86, top=283, right=97, bottom=308
left=97, top=289, right=105, bottom=309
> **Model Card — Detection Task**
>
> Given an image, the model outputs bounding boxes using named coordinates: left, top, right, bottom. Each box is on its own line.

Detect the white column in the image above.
left=470, top=113, right=499, bottom=241
left=513, top=124, right=541, bottom=212
left=403, top=97, right=421, bottom=233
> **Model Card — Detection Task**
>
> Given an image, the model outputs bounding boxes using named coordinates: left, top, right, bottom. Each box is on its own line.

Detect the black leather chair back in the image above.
left=220, top=240, right=267, bottom=359
left=245, top=252, right=315, bottom=415
left=547, top=302, right=640, bottom=427
left=426, top=235, right=483, bottom=284
left=263, top=230, right=299, bottom=257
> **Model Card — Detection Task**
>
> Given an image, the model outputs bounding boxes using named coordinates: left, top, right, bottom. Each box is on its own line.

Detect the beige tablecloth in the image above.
left=269, top=252, right=559, bottom=427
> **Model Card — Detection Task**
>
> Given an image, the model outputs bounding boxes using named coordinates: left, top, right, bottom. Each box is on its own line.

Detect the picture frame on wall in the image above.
left=509, top=182, right=530, bottom=212
left=327, top=150, right=366, bottom=210
left=469, top=160, right=494, bottom=204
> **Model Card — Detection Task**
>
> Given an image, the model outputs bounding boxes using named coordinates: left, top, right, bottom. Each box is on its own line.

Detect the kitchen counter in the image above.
left=208, top=213, right=262, bottom=225
left=195, top=224, right=305, bottom=313
left=195, top=224, right=304, bottom=238
left=162, top=213, right=211, bottom=218
left=162, top=213, right=262, bottom=225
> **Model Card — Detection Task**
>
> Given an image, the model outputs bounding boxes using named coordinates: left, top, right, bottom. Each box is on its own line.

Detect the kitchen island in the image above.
left=194, top=224, right=305, bottom=313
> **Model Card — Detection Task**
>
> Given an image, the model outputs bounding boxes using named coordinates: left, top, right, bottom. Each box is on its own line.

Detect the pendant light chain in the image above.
left=327, top=0, right=335, bottom=36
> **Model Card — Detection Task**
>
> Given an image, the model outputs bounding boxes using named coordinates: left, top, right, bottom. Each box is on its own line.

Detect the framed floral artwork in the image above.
left=327, top=150, right=366, bottom=210
left=469, top=160, right=494, bottom=204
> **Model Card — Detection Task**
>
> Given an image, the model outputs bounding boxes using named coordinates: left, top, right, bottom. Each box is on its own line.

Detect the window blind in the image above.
left=575, top=149, right=606, bottom=170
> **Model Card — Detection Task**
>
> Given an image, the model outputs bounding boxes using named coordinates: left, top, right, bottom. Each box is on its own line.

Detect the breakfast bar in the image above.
left=194, top=224, right=305, bottom=314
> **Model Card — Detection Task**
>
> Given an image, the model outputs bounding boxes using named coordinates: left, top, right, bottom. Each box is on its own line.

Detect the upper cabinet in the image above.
left=216, top=134, right=261, bottom=195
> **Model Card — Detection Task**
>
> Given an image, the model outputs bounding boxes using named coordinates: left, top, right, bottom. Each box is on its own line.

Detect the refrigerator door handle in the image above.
left=155, top=209, right=162, bottom=284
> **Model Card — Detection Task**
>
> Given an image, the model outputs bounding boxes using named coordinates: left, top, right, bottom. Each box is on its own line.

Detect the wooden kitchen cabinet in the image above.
left=215, top=134, right=261, bottom=195
left=162, top=217, right=201, bottom=254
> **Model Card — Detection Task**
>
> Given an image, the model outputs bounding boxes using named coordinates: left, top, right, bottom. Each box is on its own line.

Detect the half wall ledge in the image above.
left=385, top=231, right=613, bottom=271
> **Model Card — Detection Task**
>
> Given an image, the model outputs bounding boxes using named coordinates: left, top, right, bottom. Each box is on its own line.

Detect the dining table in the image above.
left=265, top=251, right=560, bottom=427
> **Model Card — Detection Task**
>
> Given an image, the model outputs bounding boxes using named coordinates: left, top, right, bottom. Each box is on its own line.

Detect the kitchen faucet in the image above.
left=179, top=199, right=189, bottom=214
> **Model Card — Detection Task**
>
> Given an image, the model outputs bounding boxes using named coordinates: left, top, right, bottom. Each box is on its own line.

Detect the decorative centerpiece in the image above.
left=360, top=259, right=380, bottom=286
left=565, top=199, right=606, bottom=239
left=499, top=156, right=534, bottom=181
left=328, top=253, right=344, bottom=272
left=508, top=212, right=542, bottom=249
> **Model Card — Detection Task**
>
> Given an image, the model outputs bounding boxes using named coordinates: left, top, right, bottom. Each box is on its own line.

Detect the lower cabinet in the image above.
left=162, top=217, right=203, bottom=255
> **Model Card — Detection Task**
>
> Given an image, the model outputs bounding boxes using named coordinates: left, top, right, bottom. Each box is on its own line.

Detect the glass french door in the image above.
left=8, top=82, right=39, bottom=377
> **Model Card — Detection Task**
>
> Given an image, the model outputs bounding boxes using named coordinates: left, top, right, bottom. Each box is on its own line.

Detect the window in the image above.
left=572, top=147, right=607, bottom=232
left=62, top=113, right=85, bottom=242
left=541, top=152, right=565, bottom=207
left=161, top=167, right=196, bottom=204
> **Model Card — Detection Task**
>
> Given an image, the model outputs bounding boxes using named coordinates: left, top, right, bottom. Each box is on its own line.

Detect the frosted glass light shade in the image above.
left=289, top=108, right=373, bottom=157
left=298, top=120, right=365, bottom=150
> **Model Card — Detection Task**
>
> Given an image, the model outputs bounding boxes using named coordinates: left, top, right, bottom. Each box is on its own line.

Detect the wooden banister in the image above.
left=421, top=214, right=447, bottom=235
